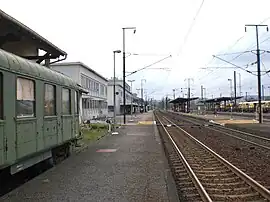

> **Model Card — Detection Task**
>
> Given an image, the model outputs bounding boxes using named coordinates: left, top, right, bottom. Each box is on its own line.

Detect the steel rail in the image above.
left=163, top=115, right=270, bottom=200
left=207, top=126, right=270, bottom=150
left=178, top=111, right=270, bottom=142
left=168, top=112, right=270, bottom=150
left=214, top=124, right=270, bottom=142
left=155, top=113, right=213, bottom=202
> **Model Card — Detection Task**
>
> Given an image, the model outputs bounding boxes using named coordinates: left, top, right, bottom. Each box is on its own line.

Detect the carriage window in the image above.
left=17, top=77, right=35, bottom=117
left=62, top=88, right=71, bottom=114
left=0, top=73, right=2, bottom=119
left=44, top=84, right=56, bottom=116
left=75, top=91, right=79, bottom=114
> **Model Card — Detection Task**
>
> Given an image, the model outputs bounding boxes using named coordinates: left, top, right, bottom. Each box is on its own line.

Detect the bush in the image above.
left=90, top=123, right=107, bottom=130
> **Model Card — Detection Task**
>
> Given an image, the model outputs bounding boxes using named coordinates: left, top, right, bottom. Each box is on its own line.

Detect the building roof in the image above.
left=0, top=48, right=78, bottom=88
left=203, top=96, right=243, bottom=103
left=170, top=97, right=199, bottom=104
left=51, top=62, right=108, bottom=82
left=0, top=9, right=66, bottom=58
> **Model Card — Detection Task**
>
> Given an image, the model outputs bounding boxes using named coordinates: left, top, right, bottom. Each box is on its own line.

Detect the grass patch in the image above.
left=81, top=123, right=108, bottom=142
left=82, top=128, right=107, bottom=141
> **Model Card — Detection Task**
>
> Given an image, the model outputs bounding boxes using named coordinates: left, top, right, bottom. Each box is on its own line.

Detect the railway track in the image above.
left=166, top=111, right=270, bottom=151
left=155, top=111, right=270, bottom=201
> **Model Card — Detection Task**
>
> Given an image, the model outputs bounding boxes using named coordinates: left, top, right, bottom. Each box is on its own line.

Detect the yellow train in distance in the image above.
left=218, top=100, right=270, bottom=113
left=238, top=101, right=270, bottom=113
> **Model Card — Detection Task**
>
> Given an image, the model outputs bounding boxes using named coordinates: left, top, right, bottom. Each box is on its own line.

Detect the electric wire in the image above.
left=177, top=0, right=205, bottom=56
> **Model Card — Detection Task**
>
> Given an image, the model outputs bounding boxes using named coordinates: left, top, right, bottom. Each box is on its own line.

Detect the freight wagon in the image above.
left=0, top=49, right=83, bottom=179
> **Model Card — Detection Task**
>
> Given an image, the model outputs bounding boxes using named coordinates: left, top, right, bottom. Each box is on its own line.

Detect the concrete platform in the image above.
left=203, top=111, right=270, bottom=122
left=212, top=119, right=258, bottom=125
left=174, top=112, right=259, bottom=125
left=116, top=112, right=156, bottom=126
left=1, top=112, right=179, bottom=202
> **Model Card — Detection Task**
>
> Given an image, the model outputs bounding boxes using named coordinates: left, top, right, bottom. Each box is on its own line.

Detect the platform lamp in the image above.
left=113, top=50, right=121, bottom=130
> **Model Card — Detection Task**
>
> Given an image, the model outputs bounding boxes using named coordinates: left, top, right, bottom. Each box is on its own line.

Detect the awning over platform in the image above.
left=169, top=97, right=199, bottom=104
left=0, top=9, right=66, bottom=63
left=203, top=96, right=243, bottom=103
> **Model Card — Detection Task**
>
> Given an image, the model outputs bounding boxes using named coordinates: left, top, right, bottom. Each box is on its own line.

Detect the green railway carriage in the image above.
left=0, top=49, right=81, bottom=175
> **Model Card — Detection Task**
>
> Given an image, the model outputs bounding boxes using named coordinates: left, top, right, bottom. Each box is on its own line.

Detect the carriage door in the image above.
left=61, top=88, right=73, bottom=141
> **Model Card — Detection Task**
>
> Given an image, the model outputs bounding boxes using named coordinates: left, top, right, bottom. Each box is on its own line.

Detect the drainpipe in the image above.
left=49, top=54, right=67, bottom=65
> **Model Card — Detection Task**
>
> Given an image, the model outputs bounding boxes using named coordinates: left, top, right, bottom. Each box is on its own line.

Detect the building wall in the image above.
left=51, top=65, right=80, bottom=83
left=80, top=67, right=107, bottom=100
left=51, top=63, right=108, bottom=121
left=107, top=83, right=133, bottom=116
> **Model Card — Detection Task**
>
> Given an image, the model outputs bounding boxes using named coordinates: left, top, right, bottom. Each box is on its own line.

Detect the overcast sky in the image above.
left=2, top=0, right=270, bottom=100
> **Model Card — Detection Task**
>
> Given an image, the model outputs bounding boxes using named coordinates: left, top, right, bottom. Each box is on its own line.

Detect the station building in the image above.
left=51, top=62, right=108, bottom=121
left=107, top=78, right=138, bottom=116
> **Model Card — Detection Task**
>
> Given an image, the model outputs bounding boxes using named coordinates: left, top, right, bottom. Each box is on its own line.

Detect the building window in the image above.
left=62, top=88, right=71, bottom=114
left=82, top=98, right=87, bottom=109
left=17, top=77, right=35, bottom=117
left=87, top=79, right=90, bottom=89
left=75, top=91, right=79, bottom=114
left=81, top=75, right=86, bottom=88
left=90, top=80, right=93, bottom=91
left=97, top=83, right=100, bottom=92
left=0, top=73, right=2, bottom=119
left=87, top=99, right=90, bottom=109
left=44, top=84, right=56, bottom=116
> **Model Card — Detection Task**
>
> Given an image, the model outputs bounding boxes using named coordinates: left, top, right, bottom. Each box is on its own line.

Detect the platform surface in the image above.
left=1, top=111, right=179, bottom=202
left=175, top=111, right=259, bottom=125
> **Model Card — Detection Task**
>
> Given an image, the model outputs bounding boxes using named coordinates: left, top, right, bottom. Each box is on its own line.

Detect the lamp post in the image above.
left=113, top=50, right=121, bottom=129
left=238, top=72, right=242, bottom=96
left=228, top=79, right=233, bottom=99
left=141, top=79, right=146, bottom=112
left=128, top=79, right=135, bottom=120
left=203, top=87, right=206, bottom=100
left=123, top=27, right=136, bottom=124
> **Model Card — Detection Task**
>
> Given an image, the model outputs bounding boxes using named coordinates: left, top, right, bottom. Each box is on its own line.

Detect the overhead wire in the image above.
left=200, top=25, right=270, bottom=83
left=163, top=0, right=205, bottom=98
left=227, top=18, right=270, bottom=62
left=125, top=55, right=172, bottom=77
left=261, top=61, right=270, bottom=77
left=212, top=55, right=257, bottom=75
left=215, top=51, right=250, bottom=57
left=177, top=0, right=205, bottom=56
left=209, top=16, right=270, bottom=68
